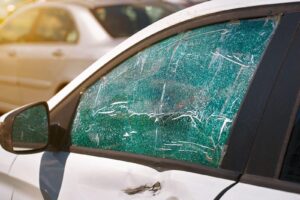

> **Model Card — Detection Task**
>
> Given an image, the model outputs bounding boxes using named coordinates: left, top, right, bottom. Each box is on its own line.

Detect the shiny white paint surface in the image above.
left=58, top=153, right=234, bottom=200
left=0, top=147, right=16, bottom=174
left=0, top=147, right=17, bottom=200
left=0, top=148, right=44, bottom=200
left=7, top=153, right=44, bottom=200
left=0, top=147, right=43, bottom=200
left=221, top=183, right=300, bottom=200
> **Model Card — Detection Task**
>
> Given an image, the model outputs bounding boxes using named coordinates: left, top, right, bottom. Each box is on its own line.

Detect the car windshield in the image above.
left=93, top=3, right=179, bottom=38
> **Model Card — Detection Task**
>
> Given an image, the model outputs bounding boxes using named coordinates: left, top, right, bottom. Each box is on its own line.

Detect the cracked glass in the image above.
left=12, top=104, right=48, bottom=151
left=71, top=16, right=279, bottom=167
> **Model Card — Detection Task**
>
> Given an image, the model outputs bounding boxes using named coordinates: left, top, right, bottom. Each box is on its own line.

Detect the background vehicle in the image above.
left=164, top=0, right=208, bottom=7
left=0, top=0, right=179, bottom=113
left=0, top=0, right=300, bottom=199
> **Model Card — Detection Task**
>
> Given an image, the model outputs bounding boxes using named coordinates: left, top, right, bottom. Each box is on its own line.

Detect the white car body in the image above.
left=0, top=0, right=300, bottom=199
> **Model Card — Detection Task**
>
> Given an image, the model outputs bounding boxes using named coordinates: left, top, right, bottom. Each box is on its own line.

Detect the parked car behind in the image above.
left=0, top=0, right=179, bottom=113
left=0, top=0, right=300, bottom=199
left=164, top=0, right=207, bottom=7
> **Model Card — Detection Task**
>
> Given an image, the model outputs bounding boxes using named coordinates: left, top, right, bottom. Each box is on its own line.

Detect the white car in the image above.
left=0, top=0, right=300, bottom=199
left=0, top=0, right=179, bottom=113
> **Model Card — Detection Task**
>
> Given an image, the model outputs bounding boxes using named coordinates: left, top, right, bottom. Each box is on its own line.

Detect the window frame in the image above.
left=237, top=12, right=300, bottom=194
left=280, top=99, right=300, bottom=182
left=49, top=3, right=300, bottom=181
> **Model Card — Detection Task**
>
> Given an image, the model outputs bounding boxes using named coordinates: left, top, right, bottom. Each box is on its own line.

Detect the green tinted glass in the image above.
left=12, top=104, right=48, bottom=151
left=71, top=16, right=279, bottom=167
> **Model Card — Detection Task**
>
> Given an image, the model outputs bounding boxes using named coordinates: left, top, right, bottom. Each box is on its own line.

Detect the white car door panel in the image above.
left=0, top=147, right=18, bottom=200
left=0, top=150, right=235, bottom=200
left=58, top=153, right=234, bottom=200
left=7, top=152, right=44, bottom=200
left=221, top=183, right=300, bottom=200
left=0, top=146, right=44, bottom=200
left=0, top=147, right=17, bottom=175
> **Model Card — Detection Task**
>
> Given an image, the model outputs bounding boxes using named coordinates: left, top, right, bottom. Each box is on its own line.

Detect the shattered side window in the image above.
left=71, top=16, right=279, bottom=168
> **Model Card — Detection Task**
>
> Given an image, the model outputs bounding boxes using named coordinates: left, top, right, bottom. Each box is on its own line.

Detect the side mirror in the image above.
left=0, top=102, right=49, bottom=154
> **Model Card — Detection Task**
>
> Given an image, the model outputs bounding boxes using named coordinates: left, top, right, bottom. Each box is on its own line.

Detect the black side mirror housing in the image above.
left=0, top=102, right=50, bottom=154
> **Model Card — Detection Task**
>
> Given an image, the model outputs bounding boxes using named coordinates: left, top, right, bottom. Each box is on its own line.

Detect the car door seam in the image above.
left=214, top=174, right=242, bottom=200
left=8, top=155, right=18, bottom=174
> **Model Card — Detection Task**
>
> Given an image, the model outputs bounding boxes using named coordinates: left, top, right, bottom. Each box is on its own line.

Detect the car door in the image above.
left=50, top=11, right=281, bottom=200
left=221, top=11, right=300, bottom=199
left=0, top=8, right=38, bottom=112
left=15, top=6, right=81, bottom=106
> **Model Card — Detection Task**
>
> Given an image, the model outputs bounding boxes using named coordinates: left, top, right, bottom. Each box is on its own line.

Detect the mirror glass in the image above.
left=12, top=104, right=49, bottom=151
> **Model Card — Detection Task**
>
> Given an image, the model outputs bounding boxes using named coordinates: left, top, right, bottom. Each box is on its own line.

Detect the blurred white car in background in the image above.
left=0, top=0, right=179, bottom=113
left=164, top=0, right=207, bottom=7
